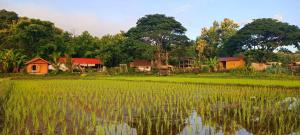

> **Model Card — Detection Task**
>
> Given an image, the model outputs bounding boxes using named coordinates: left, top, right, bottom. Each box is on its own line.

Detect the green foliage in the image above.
left=127, top=14, right=191, bottom=65
left=201, top=66, right=210, bottom=73
left=196, top=18, right=239, bottom=58
left=94, top=33, right=126, bottom=67
left=120, top=38, right=155, bottom=63
left=229, top=66, right=254, bottom=75
left=94, top=34, right=155, bottom=67
left=49, top=51, right=62, bottom=73
left=0, top=9, right=18, bottom=29
left=276, top=52, right=300, bottom=66
left=1, top=9, right=299, bottom=74
left=72, top=31, right=98, bottom=58
left=0, top=10, right=72, bottom=61
left=169, top=42, right=196, bottom=66
left=205, top=57, right=219, bottom=72
left=0, top=49, right=27, bottom=73
left=127, top=14, right=188, bottom=46
left=265, top=64, right=289, bottom=75
left=0, top=16, right=70, bottom=59
left=225, top=18, right=300, bottom=62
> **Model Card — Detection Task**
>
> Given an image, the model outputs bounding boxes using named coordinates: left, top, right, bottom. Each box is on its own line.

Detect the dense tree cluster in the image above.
left=1, top=9, right=300, bottom=73
left=224, top=18, right=300, bottom=62
left=196, top=18, right=239, bottom=61
left=127, top=14, right=192, bottom=66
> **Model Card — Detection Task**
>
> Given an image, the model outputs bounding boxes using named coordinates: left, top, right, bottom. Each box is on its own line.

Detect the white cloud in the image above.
left=239, top=19, right=253, bottom=26
left=0, top=2, right=135, bottom=37
left=273, top=14, right=284, bottom=22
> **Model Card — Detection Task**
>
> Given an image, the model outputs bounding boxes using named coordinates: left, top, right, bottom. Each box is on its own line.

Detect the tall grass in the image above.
left=0, top=78, right=12, bottom=132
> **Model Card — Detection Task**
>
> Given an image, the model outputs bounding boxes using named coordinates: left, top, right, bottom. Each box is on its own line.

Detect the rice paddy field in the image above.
left=0, top=78, right=300, bottom=135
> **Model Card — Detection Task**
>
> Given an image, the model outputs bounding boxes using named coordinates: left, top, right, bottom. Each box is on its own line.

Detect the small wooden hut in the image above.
left=219, top=57, right=245, bottom=70
left=25, top=58, right=50, bottom=75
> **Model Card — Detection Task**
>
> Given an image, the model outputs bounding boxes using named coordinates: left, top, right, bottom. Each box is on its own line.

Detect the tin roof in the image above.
left=219, top=57, right=243, bottom=62
left=131, top=60, right=151, bottom=67
left=59, top=58, right=102, bottom=64
left=25, top=57, right=50, bottom=65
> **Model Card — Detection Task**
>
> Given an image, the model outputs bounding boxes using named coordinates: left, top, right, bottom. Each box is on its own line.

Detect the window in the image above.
left=32, top=65, right=37, bottom=72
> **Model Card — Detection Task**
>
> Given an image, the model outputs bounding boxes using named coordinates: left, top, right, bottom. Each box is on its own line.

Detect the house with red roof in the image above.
left=58, top=58, right=103, bottom=71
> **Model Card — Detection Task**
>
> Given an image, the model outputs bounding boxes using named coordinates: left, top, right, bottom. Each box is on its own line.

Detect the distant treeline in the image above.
left=0, top=9, right=300, bottom=73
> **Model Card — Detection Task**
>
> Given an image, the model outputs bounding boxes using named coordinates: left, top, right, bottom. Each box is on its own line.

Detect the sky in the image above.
left=0, top=0, right=299, bottom=40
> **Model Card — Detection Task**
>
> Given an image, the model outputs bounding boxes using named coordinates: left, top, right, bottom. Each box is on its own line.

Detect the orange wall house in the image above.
left=25, top=58, right=50, bottom=75
left=219, top=57, right=245, bottom=70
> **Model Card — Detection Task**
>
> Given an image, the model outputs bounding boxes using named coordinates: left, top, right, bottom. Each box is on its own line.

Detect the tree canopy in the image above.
left=0, top=9, right=18, bottom=29
left=127, top=14, right=188, bottom=48
left=1, top=9, right=300, bottom=73
left=127, top=14, right=190, bottom=66
left=196, top=18, right=239, bottom=60
left=224, top=18, right=300, bottom=62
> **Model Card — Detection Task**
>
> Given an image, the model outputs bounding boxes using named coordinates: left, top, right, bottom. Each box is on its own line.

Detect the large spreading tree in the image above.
left=224, top=18, right=300, bottom=62
left=126, top=14, right=190, bottom=66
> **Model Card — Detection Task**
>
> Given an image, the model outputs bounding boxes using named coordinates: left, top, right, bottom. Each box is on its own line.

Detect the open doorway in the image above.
left=32, top=65, right=37, bottom=72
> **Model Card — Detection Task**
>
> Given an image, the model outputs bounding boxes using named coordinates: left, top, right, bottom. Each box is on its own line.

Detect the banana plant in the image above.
left=205, top=57, right=219, bottom=72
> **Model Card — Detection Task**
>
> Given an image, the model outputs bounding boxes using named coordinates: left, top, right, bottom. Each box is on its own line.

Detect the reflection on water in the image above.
left=91, top=95, right=300, bottom=135
left=95, top=110, right=256, bottom=135
left=178, top=111, right=252, bottom=135
left=96, top=123, right=137, bottom=135
left=93, top=109, right=300, bottom=135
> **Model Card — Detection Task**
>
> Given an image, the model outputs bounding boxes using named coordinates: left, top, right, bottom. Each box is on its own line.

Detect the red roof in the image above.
left=26, top=57, right=50, bottom=65
left=59, top=58, right=102, bottom=64
left=131, top=60, right=151, bottom=67
left=219, top=57, right=243, bottom=62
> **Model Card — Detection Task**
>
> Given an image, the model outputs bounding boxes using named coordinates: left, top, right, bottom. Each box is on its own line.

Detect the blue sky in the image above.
left=1, top=0, right=299, bottom=40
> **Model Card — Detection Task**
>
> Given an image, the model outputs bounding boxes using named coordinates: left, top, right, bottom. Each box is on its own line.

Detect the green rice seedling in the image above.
left=0, top=79, right=299, bottom=134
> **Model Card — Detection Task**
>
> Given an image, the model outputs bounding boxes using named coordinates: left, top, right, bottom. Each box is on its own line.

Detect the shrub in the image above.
left=127, top=67, right=136, bottom=74
left=201, top=66, right=210, bottom=73
left=265, top=64, right=289, bottom=74
left=80, top=74, right=88, bottom=78
left=229, top=66, right=254, bottom=75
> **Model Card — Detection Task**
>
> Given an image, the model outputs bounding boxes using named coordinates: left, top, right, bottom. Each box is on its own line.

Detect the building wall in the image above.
left=251, top=63, right=268, bottom=71
left=136, top=66, right=151, bottom=72
left=225, top=60, right=245, bottom=70
left=26, top=63, right=49, bottom=74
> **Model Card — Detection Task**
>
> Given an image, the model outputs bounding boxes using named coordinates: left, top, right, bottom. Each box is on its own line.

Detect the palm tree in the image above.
left=50, top=52, right=62, bottom=71
left=65, top=54, right=75, bottom=73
